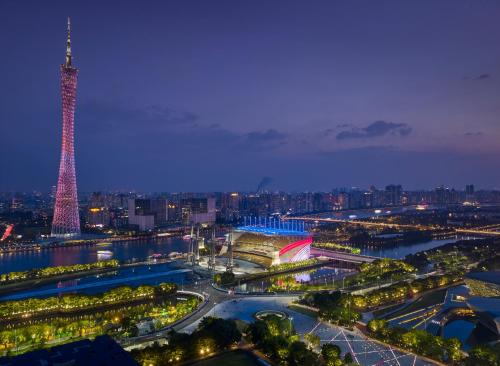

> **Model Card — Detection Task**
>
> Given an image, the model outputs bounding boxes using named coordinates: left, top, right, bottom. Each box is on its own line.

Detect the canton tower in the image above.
left=51, top=18, right=81, bottom=238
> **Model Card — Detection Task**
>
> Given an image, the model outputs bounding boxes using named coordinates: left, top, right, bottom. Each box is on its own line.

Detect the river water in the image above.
left=0, top=235, right=475, bottom=274
left=360, top=236, right=476, bottom=259
left=0, top=236, right=189, bottom=274
left=0, top=264, right=195, bottom=301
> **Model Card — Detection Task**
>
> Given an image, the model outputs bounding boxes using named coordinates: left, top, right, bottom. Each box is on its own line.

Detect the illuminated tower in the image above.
left=51, top=17, right=80, bottom=238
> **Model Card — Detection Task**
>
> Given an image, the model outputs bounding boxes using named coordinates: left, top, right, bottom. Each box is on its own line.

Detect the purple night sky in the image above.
left=1, top=1, right=499, bottom=192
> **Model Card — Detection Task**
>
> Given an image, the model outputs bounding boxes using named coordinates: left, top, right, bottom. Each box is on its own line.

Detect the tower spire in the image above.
left=65, top=17, right=72, bottom=67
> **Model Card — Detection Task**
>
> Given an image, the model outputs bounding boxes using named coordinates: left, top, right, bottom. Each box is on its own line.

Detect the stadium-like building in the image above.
left=230, top=225, right=312, bottom=267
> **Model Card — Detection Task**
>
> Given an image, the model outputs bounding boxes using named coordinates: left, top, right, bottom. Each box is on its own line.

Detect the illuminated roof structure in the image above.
left=235, top=225, right=309, bottom=237
left=231, top=224, right=312, bottom=267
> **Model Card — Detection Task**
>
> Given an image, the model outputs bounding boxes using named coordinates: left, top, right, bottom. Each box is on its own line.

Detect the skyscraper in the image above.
left=51, top=18, right=80, bottom=238
left=385, top=184, right=402, bottom=206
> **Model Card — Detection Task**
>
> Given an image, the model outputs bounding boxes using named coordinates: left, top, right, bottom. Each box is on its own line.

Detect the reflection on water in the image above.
left=234, top=265, right=355, bottom=293
left=0, top=237, right=189, bottom=274
left=1, top=262, right=195, bottom=300
left=360, top=237, right=476, bottom=259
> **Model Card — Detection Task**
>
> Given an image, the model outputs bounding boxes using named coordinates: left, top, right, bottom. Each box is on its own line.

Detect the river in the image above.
left=0, top=236, right=189, bottom=274
left=0, top=235, right=475, bottom=274
left=360, top=236, right=476, bottom=259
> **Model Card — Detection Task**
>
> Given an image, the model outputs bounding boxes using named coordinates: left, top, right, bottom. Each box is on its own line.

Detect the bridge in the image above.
left=285, top=215, right=500, bottom=237
left=284, top=215, right=425, bottom=230
left=311, top=248, right=380, bottom=264
left=455, top=228, right=500, bottom=236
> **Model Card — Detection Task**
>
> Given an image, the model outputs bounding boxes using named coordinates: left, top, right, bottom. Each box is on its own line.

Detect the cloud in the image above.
left=76, top=101, right=291, bottom=158
left=80, top=102, right=199, bottom=133
left=336, top=120, right=412, bottom=140
left=464, top=73, right=491, bottom=81
left=475, top=74, right=491, bottom=80
left=243, top=129, right=287, bottom=149
left=464, top=131, right=483, bottom=136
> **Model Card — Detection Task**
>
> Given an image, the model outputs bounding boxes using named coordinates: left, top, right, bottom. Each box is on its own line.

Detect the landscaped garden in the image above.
left=0, top=282, right=200, bottom=356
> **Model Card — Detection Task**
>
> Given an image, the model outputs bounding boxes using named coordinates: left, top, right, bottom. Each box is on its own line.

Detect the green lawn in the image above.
left=192, top=351, right=260, bottom=366
left=382, top=288, right=447, bottom=320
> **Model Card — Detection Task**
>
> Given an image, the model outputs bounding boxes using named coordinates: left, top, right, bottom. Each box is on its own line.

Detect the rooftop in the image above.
left=235, top=225, right=309, bottom=237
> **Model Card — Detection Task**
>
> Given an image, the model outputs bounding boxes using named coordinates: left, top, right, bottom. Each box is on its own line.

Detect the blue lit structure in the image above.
left=238, top=216, right=309, bottom=236
left=235, top=225, right=309, bottom=237
left=231, top=217, right=312, bottom=267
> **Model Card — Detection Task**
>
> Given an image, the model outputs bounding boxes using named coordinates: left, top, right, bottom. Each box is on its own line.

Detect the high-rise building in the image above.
left=128, top=198, right=167, bottom=231
left=181, top=197, right=216, bottom=225
left=51, top=18, right=81, bottom=238
left=87, top=192, right=111, bottom=228
left=465, top=184, right=475, bottom=201
left=385, top=184, right=402, bottom=206
left=219, top=192, right=240, bottom=222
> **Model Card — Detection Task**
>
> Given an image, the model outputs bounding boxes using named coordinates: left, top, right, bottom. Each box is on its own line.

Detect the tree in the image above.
left=465, top=345, right=500, bottom=366
left=445, top=337, right=462, bottom=363
left=344, top=352, right=353, bottom=364
left=249, top=320, right=269, bottom=346
left=321, top=344, right=342, bottom=366
left=304, top=333, right=320, bottom=349
left=197, top=317, right=241, bottom=349
left=367, top=319, right=386, bottom=334
left=287, top=341, right=318, bottom=366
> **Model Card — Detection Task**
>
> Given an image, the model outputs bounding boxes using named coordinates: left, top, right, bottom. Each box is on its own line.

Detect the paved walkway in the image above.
left=178, top=296, right=437, bottom=366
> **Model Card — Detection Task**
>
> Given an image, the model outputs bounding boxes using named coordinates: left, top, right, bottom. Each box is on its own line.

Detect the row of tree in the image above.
left=357, top=258, right=416, bottom=282
left=0, top=282, right=177, bottom=319
left=351, top=272, right=461, bottom=309
left=268, top=258, right=319, bottom=273
left=300, top=291, right=360, bottom=326
left=0, top=259, right=119, bottom=283
left=0, top=295, right=199, bottom=356
left=312, top=242, right=361, bottom=254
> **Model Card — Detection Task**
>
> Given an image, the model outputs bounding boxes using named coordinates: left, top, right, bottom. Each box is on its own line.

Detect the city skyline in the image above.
left=1, top=1, right=500, bottom=192
left=1, top=3, right=499, bottom=365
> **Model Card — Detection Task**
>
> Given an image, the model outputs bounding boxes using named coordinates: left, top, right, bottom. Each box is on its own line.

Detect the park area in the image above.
left=189, top=350, right=260, bottom=366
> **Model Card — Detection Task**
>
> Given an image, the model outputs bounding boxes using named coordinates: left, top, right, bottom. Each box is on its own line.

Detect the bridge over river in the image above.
left=311, top=248, right=380, bottom=264
left=286, top=215, right=500, bottom=236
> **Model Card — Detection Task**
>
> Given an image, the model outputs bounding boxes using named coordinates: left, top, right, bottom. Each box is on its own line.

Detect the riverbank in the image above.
left=0, top=258, right=179, bottom=297
left=0, top=291, right=179, bottom=327
left=0, top=235, right=191, bottom=274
